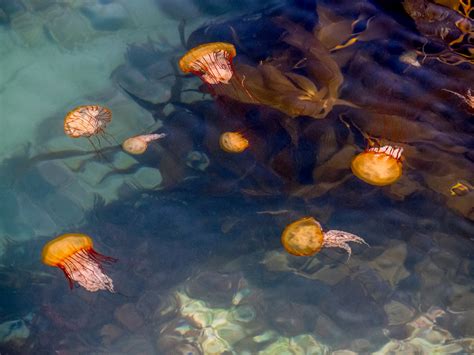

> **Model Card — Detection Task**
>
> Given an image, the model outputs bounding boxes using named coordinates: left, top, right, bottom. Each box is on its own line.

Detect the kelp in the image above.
left=177, top=1, right=474, bottom=221
left=316, top=4, right=392, bottom=53
left=403, top=0, right=474, bottom=65
left=433, top=0, right=473, bottom=19
left=212, top=26, right=351, bottom=118
left=211, top=3, right=392, bottom=119
left=213, top=61, right=344, bottom=119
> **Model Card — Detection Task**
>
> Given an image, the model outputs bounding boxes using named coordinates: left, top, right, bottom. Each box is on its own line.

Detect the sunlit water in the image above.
left=0, top=0, right=473, bottom=353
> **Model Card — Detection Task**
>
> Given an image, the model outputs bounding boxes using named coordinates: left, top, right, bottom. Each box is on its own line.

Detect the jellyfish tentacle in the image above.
left=89, top=248, right=118, bottom=264
left=59, top=264, right=75, bottom=289
left=42, top=234, right=116, bottom=293
left=66, top=250, right=115, bottom=292
left=87, top=136, right=107, bottom=161
left=189, top=49, right=233, bottom=84
left=101, top=130, right=121, bottom=146
left=323, top=230, right=369, bottom=258
left=142, top=133, right=166, bottom=143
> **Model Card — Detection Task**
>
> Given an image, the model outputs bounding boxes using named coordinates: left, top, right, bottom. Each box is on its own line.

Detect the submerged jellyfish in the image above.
left=64, top=105, right=112, bottom=148
left=179, top=42, right=237, bottom=85
left=450, top=181, right=472, bottom=196
left=219, top=131, right=249, bottom=153
left=281, top=217, right=368, bottom=257
left=351, top=145, right=403, bottom=186
left=122, top=133, right=166, bottom=155
left=41, top=233, right=116, bottom=292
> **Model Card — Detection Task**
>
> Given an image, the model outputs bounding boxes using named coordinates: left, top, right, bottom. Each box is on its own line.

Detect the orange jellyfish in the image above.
left=219, top=131, right=249, bottom=153
left=42, top=233, right=116, bottom=292
left=450, top=181, right=472, bottom=196
left=122, top=133, right=166, bottom=155
left=351, top=145, right=404, bottom=186
left=64, top=105, right=113, bottom=149
left=281, top=217, right=368, bottom=257
left=178, top=42, right=256, bottom=103
left=179, top=42, right=237, bottom=85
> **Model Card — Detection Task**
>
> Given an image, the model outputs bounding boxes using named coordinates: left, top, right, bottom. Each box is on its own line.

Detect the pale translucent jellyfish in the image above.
left=122, top=133, right=166, bottom=155
left=351, top=145, right=404, bottom=186
left=281, top=217, right=368, bottom=257
left=219, top=131, right=249, bottom=153
left=179, top=42, right=237, bottom=85
left=64, top=105, right=112, bottom=138
left=41, top=233, right=116, bottom=292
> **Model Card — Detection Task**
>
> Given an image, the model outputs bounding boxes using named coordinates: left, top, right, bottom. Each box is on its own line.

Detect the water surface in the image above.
left=0, top=0, right=473, bottom=353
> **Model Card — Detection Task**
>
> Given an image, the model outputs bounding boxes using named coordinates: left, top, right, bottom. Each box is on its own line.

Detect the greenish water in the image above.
left=0, top=0, right=473, bottom=353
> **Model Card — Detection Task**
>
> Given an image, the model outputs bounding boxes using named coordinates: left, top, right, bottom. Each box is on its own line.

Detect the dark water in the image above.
left=0, top=0, right=473, bottom=353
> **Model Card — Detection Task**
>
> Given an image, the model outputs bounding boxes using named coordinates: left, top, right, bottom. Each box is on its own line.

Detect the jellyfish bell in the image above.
left=122, top=133, right=166, bottom=155
left=122, top=136, right=147, bottom=155
left=64, top=105, right=112, bottom=138
left=281, top=217, right=324, bottom=256
left=219, top=131, right=249, bottom=153
left=351, top=145, right=404, bottom=186
left=41, top=233, right=116, bottom=292
left=281, top=217, right=368, bottom=258
left=179, top=42, right=237, bottom=85
left=64, top=105, right=113, bottom=151
left=450, top=181, right=472, bottom=196
left=179, top=42, right=260, bottom=135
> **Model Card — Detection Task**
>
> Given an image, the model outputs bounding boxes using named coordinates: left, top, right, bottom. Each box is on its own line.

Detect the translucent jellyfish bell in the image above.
left=281, top=217, right=368, bottom=258
left=179, top=42, right=237, bottom=85
left=64, top=105, right=112, bottom=138
left=41, top=233, right=116, bottom=292
left=351, top=145, right=404, bottom=186
left=64, top=105, right=113, bottom=152
left=219, top=131, right=249, bottom=153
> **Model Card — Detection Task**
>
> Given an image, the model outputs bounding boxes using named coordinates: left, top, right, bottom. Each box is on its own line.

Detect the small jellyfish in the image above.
left=351, top=145, right=404, bottom=186
left=41, top=233, right=116, bottom=292
left=122, top=133, right=166, bottom=155
left=219, top=131, right=249, bottom=153
left=399, top=51, right=421, bottom=68
left=64, top=105, right=113, bottom=150
left=179, top=42, right=237, bottom=85
left=450, top=181, right=472, bottom=196
left=281, top=217, right=368, bottom=258
left=281, top=217, right=324, bottom=256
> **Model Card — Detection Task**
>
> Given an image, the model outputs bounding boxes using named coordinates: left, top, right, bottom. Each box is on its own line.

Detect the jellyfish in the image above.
left=219, top=131, right=249, bottom=153
left=64, top=105, right=113, bottom=150
left=122, top=133, right=166, bottom=155
left=178, top=42, right=257, bottom=105
left=179, top=42, right=237, bottom=85
left=399, top=51, right=421, bottom=68
left=351, top=145, right=404, bottom=186
left=281, top=217, right=368, bottom=258
left=450, top=181, right=472, bottom=196
left=41, top=233, right=116, bottom=292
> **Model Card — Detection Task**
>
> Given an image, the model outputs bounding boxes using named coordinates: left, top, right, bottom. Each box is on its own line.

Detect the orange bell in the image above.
left=281, top=217, right=324, bottom=256
left=351, top=145, right=403, bottom=186
left=179, top=42, right=237, bottom=85
left=42, top=233, right=116, bottom=292
left=219, top=131, right=249, bottom=153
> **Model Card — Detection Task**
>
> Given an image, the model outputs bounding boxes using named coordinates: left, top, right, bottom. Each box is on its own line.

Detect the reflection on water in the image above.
left=0, top=0, right=473, bottom=353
